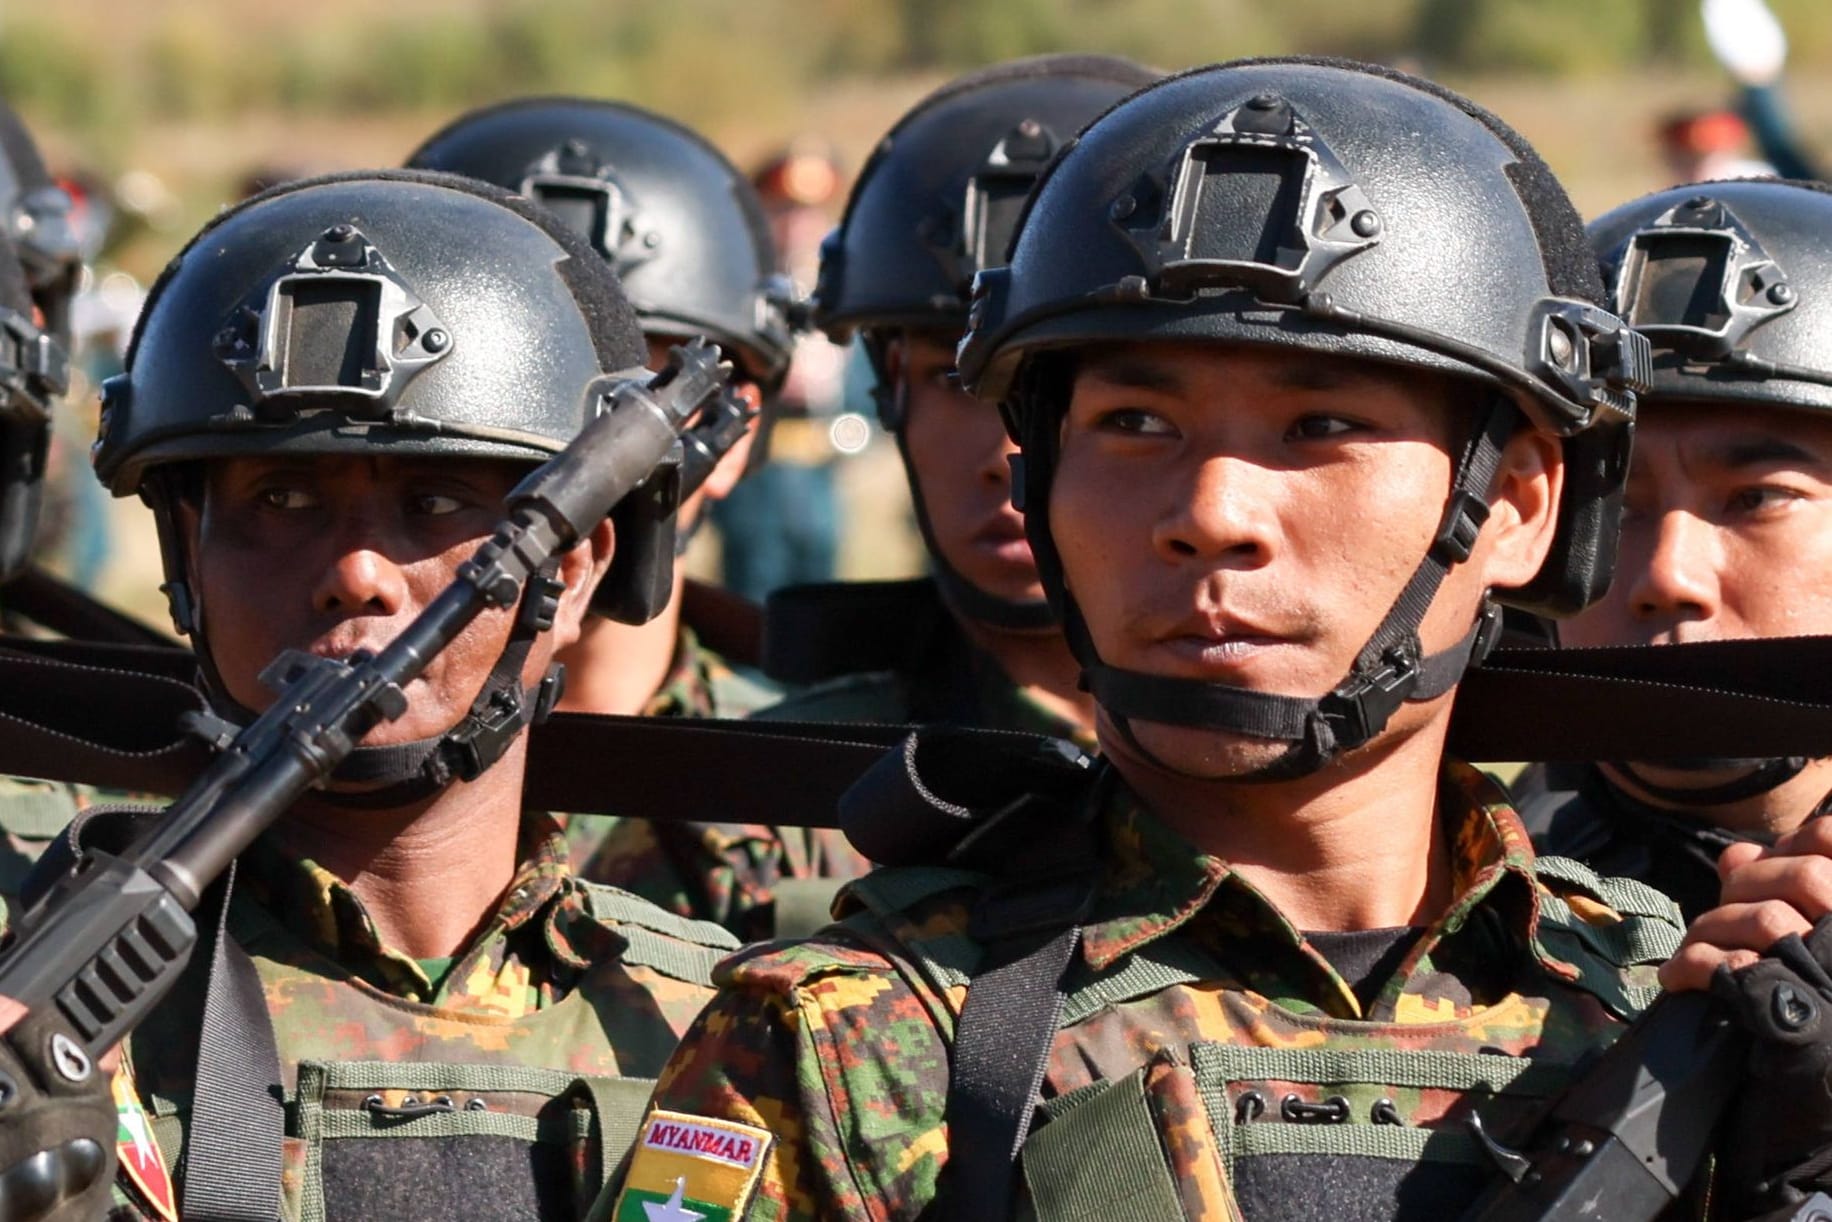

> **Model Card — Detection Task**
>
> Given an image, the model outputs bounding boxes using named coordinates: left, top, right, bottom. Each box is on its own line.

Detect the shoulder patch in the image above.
left=112, top=1065, right=176, bottom=1221
left=612, top=1110, right=772, bottom=1222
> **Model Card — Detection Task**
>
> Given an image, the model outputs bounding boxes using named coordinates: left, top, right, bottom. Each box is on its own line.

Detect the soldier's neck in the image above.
left=957, top=616, right=1096, bottom=736
left=278, top=744, right=529, bottom=959
left=1113, top=719, right=1455, bottom=933
left=552, top=571, right=687, bottom=716
left=1602, top=757, right=1832, bottom=838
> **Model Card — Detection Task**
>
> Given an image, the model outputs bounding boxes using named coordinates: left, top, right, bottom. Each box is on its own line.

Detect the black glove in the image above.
left=0, top=1005, right=116, bottom=1222
left=1711, top=914, right=1832, bottom=1219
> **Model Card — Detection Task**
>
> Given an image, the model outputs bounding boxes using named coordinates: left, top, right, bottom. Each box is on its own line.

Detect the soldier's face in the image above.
left=1565, top=404, right=1832, bottom=649
left=182, top=454, right=608, bottom=748
left=892, top=329, right=1047, bottom=608
left=1052, top=342, right=1560, bottom=779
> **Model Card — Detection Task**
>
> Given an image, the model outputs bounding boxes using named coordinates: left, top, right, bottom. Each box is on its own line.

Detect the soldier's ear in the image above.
left=1481, top=428, right=1564, bottom=593
left=549, top=516, right=615, bottom=652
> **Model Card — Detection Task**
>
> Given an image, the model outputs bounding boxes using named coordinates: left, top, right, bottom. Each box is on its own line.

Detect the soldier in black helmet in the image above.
left=1522, top=178, right=1832, bottom=923
left=406, top=99, right=842, bottom=938
left=407, top=98, right=787, bottom=727
left=561, top=57, right=1159, bottom=942
left=0, top=105, right=97, bottom=920
left=603, top=60, right=1832, bottom=1222
left=767, top=53, right=1161, bottom=746
left=40, top=171, right=737, bottom=1221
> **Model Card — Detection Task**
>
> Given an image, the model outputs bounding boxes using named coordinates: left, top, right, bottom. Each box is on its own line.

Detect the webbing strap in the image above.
left=181, top=863, right=285, bottom=1222
left=19, top=635, right=1832, bottom=811
left=944, top=922, right=1084, bottom=1221
left=567, top=1075, right=656, bottom=1195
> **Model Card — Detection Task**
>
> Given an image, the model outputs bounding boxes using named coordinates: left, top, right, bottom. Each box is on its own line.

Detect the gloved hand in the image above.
left=1707, top=916, right=1832, bottom=1218
left=0, top=999, right=116, bottom=1222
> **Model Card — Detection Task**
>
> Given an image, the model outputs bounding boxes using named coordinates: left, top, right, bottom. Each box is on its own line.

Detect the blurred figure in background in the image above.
left=707, top=140, right=849, bottom=603
left=1694, top=0, right=1819, bottom=180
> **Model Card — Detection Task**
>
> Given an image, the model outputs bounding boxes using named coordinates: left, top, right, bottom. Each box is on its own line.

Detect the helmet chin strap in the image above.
left=1070, top=395, right=1519, bottom=782
left=1608, top=756, right=1812, bottom=807
left=872, top=344, right=1057, bottom=633
left=151, top=475, right=568, bottom=810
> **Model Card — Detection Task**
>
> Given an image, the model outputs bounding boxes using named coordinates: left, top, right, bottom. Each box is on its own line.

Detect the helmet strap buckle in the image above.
left=1432, top=489, right=1492, bottom=564
left=1316, top=642, right=1421, bottom=754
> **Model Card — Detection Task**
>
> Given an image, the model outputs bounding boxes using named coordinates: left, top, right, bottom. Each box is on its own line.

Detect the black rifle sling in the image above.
left=182, top=860, right=286, bottom=1222
left=838, top=730, right=1101, bottom=1217
left=17, top=633, right=1832, bottom=816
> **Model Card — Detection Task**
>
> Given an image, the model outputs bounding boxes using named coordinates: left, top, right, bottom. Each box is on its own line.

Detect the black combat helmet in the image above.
left=814, top=53, right=1159, bottom=630
left=0, top=104, right=79, bottom=349
left=1587, top=177, right=1832, bottom=802
left=94, top=170, right=653, bottom=798
left=957, top=57, right=1652, bottom=777
left=406, top=98, right=795, bottom=389
left=1592, top=178, right=1832, bottom=412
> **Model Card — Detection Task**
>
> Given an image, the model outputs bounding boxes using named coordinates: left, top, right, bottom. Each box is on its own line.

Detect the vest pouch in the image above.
left=1191, top=1043, right=1573, bottom=1222
left=1021, top=1051, right=1230, bottom=1222
left=293, top=1060, right=654, bottom=1222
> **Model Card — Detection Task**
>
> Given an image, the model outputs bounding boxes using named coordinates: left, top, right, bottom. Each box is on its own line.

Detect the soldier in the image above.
left=407, top=98, right=791, bottom=726
left=0, top=103, right=96, bottom=919
left=1521, top=178, right=1832, bottom=921
left=61, top=170, right=737, bottom=1220
left=602, top=60, right=1832, bottom=1221
left=575, top=56, right=1160, bottom=941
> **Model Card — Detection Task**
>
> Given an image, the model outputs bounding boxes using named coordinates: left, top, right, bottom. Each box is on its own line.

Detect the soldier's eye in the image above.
left=256, top=487, right=318, bottom=511
left=410, top=493, right=466, bottom=516
left=1286, top=414, right=1363, bottom=441
left=1097, top=407, right=1176, bottom=436
left=1726, top=485, right=1801, bottom=517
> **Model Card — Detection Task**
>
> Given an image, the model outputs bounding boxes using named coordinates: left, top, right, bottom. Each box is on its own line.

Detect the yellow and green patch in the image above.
left=614, top=1110, right=772, bottom=1222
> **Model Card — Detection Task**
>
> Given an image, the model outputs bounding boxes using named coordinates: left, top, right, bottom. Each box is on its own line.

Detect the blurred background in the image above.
left=12, top=0, right=1832, bottom=625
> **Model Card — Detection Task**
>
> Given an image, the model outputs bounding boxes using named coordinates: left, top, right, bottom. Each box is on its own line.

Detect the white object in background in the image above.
left=1703, top=0, right=1789, bottom=86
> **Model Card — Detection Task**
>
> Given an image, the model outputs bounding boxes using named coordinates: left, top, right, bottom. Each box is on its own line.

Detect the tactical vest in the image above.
left=125, top=881, right=731, bottom=1222
left=840, top=854, right=1682, bottom=1221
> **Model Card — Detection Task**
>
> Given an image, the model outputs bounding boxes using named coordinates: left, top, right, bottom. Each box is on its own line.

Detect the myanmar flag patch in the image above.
left=112, top=1068, right=175, bottom=1221
left=614, top=1110, right=773, bottom=1221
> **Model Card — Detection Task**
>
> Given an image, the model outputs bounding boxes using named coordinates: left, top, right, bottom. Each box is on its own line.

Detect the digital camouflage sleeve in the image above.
left=601, top=763, right=1683, bottom=1222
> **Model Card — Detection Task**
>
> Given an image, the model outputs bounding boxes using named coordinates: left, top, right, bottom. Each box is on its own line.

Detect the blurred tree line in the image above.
left=5, top=0, right=1830, bottom=153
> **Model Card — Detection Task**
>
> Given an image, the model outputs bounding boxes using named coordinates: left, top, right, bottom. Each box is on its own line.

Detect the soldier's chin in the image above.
left=1103, top=716, right=1298, bottom=782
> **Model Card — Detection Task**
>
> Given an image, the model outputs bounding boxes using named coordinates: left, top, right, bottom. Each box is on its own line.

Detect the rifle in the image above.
left=0, top=339, right=730, bottom=1069
left=1461, top=992, right=1744, bottom=1221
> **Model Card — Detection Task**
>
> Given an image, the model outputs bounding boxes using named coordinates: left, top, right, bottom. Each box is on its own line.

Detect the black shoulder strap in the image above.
left=181, top=862, right=285, bottom=1222
left=760, top=577, right=949, bottom=685
left=19, top=634, right=1832, bottom=826
left=838, top=729, right=1101, bottom=1218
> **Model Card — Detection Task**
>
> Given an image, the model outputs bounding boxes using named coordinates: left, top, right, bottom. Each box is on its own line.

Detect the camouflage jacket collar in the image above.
left=1078, top=761, right=1574, bottom=1020
left=642, top=627, right=719, bottom=719
left=239, top=813, right=585, bottom=1011
left=968, top=649, right=1097, bottom=752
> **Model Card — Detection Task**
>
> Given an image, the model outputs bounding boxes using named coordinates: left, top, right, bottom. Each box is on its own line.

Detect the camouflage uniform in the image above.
left=575, top=614, right=1087, bottom=941
left=0, top=779, right=147, bottom=924
left=1513, top=761, right=1773, bottom=924
left=109, top=813, right=736, bottom=1221
left=605, top=762, right=1682, bottom=1221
